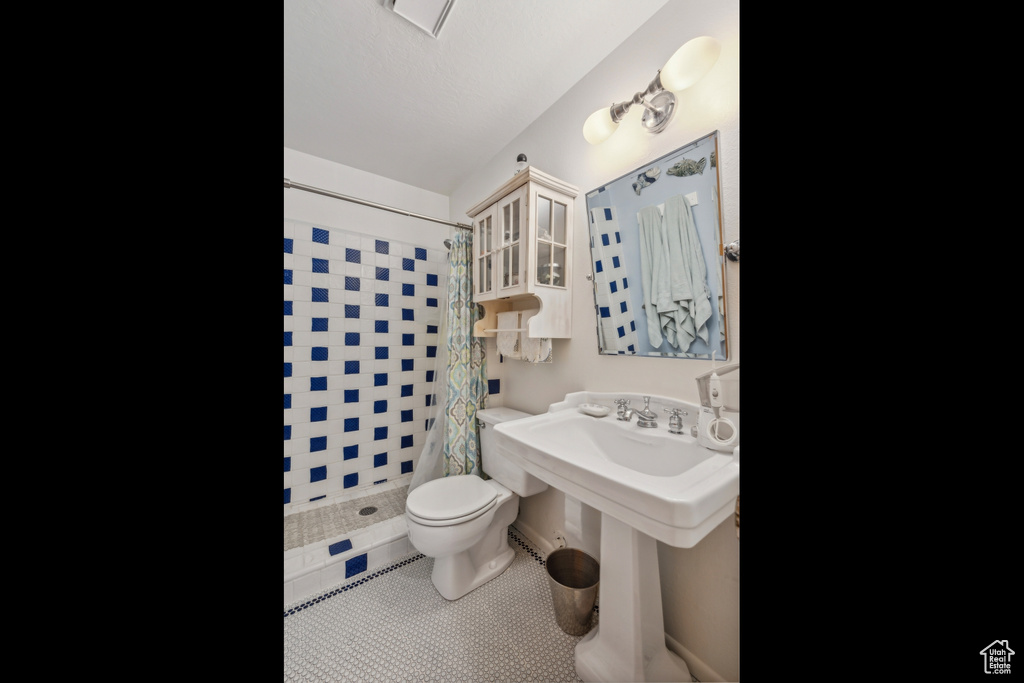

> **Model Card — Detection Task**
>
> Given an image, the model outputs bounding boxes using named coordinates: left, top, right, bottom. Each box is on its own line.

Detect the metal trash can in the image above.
left=545, top=547, right=600, bottom=636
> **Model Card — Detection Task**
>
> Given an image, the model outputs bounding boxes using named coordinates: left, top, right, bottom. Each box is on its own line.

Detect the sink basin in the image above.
left=493, top=391, right=739, bottom=682
left=492, top=391, right=739, bottom=548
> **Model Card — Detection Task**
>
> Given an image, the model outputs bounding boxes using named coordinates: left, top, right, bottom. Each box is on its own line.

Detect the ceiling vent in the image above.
left=386, top=0, right=456, bottom=39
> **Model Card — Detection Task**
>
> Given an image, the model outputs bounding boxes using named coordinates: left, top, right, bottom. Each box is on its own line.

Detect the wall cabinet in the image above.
left=466, top=168, right=578, bottom=339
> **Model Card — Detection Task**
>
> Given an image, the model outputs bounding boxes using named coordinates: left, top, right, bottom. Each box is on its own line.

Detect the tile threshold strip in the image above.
left=284, top=527, right=552, bottom=618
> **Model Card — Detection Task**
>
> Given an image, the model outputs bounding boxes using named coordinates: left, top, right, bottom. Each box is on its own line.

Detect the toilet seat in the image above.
left=406, top=476, right=499, bottom=527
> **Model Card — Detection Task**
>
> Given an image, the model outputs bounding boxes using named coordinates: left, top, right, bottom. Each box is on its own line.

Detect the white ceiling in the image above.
left=283, top=0, right=670, bottom=196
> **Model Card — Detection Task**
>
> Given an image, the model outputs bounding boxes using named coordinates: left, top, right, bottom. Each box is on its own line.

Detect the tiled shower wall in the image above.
left=284, top=219, right=447, bottom=511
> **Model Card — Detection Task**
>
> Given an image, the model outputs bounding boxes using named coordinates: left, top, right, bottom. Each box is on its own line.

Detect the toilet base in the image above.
left=431, top=540, right=515, bottom=601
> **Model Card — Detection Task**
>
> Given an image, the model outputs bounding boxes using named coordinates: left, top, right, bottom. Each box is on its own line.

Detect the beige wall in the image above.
left=448, top=1, right=740, bottom=680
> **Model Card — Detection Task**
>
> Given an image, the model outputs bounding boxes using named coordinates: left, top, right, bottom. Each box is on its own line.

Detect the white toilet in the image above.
left=405, top=407, right=548, bottom=600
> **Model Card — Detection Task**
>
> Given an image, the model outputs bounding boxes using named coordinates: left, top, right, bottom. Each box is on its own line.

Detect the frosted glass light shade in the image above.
left=583, top=107, right=619, bottom=145
left=660, top=36, right=721, bottom=92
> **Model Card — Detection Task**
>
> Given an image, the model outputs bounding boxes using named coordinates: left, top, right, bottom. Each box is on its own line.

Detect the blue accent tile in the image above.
left=609, top=281, right=618, bottom=293
left=402, top=358, right=414, bottom=371
left=345, top=305, right=360, bottom=318
left=284, top=238, right=293, bottom=253
left=284, top=363, right=292, bottom=377
left=426, top=370, right=434, bottom=382
left=344, top=417, right=359, bottom=432
left=346, top=248, right=360, bottom=263
left=312, top=227, right=329, bottom=244
left=630, top=320, right=636, bottom=331
left=284, top=332, right=292, bottom=346
left=284, top=457, right=291, bottom=472
left=620, top=301, right=629, bottom=313
left=345, top=552, right=367, bottom=576
left=284, top=425, right=291, bottom=440
left=310, top=436, right=326, bottom=452
left=329, top=539, right=353, bottom=556
left=401, top=409, right=413, bottom=422
left=403, top=258, right=414, bottom=271
left=376, top=267, right=389, bottom=281
left=312, top=317, right=328, bottom=332
left=375, top=240, right=389, bottom=254
left=424, top=394, right=433, bottom=407
left=427, top=298, right=437, bottom=307
left=312, top=287, right=329, bottom=302
left=600, top=306, right=610, bottom=318
left=284, top=488, right=291, bottom=504
left=402, top=333, right=414, bottom=346
left=345, top=333, right=360, bottom=346
left=402, top=384, right=413, bottom=397
left=284, top=269, right=293, bottom=284
left=375, top=347, right=389, bottom=360
left=311, top=406, right=327, bottom=422
left=402, top=283, right=415, bottom=296
left=402, top=308, right=414, bottom=321
left=616, top=231, right=621, bottom=243
left=284, top=394, right=292, bottom=409
left=374, top=373, right=388, bottom=386
left=604, top=208, right=613, bottom=220
left=622, top=277, right=629, bottom=289
left=374, top=400, right=387, bottom=414
left=344, top=389, right=359, bottom=403
left=415, top=247, right=426, bottom=260
left=601, top=234, right=610, bottom=246
left=345, top=276, right=360, bottom=291
left=401, top=434, right=413, bottom=448
left=284, top=301, right=293, bottom=315
left=427, top=324, right=437, bottom=334
left=312, top=257, right=329, bottom=273
left=312, top=347, right=328, bottom=361
left=343, top=445, right=358, bottom=460
left=375, top=320, right=389, bottom=333
left=344, top=473, right=359, bottom=490
left=595, top=260, right=604, bottom=273
left=311, top=377, right=327, bottom=391
left=374, top=426, right=388, bottom=440
left=427, top=273, right=437, bottom=286
left=426, top=346, right=437, bottom=358
left=310, top=466, right=327, bottom=483
left=612, top=255, right=620, bottom=268
left=401, top=460, right=413, bottom=474
left=374, top=452, right=387, bottom=468
left=375, top=293, right=389, bottom=307
left=488, top=379, right=501, bottom=395
left=618, top=326, right=626, bottom=338
left=311, top=495, right=326, bottom=502
left=344, top=360, right=360, bottom=374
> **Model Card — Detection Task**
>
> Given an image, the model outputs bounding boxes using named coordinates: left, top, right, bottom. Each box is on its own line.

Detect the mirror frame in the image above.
left=585, top=130, right=729, bottom=359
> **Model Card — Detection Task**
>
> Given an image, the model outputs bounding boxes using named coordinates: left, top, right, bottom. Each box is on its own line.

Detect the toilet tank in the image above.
left=477, top=407, right=549, bottom=497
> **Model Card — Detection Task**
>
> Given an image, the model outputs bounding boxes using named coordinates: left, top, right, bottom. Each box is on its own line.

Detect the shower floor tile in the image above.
left=284, top=527, right=591, bottom=683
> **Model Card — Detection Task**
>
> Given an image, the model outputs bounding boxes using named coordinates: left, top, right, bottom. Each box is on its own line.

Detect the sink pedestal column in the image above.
left=574, top=514, right=691, bottom=682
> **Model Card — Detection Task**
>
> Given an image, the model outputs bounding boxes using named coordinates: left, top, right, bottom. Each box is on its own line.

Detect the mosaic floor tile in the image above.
left=284, top=528, right=592, bottom=682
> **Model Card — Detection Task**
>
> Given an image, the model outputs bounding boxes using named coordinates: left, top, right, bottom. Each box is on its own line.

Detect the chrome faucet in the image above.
left=665, top=407, right=688, bottom=434
left=615, top=398, right=634, bottom=421
left=635, top=396, right=658, bottom=428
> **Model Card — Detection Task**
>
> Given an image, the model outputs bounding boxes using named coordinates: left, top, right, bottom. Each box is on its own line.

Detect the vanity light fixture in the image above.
left=583, top=36, right=721, bottom=145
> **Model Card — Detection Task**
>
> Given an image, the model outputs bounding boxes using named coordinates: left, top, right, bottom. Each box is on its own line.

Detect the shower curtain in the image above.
left=409, top=228, right=488, bottom=492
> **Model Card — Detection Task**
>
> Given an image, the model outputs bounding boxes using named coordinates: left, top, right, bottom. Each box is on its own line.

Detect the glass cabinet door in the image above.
left=474, top=206, right=495, bottom=300
left=497, top=186, right=527, bottom=295
left=535, top=192, right=568, bottom=288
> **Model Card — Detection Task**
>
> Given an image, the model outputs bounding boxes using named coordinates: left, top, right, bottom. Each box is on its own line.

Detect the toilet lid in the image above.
left=406, top=475, right=498, bottom=521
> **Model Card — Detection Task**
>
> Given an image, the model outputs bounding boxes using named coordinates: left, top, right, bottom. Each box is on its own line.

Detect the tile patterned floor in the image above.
left=283, top=528, right=593, bottom=682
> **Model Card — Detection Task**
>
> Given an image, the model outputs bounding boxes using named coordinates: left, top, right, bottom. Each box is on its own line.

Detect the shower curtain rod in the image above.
left=284, top=178, right=473, bottom=231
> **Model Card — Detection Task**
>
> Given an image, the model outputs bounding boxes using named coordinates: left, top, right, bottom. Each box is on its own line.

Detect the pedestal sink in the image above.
left=492, top=391, right=739, bottom=683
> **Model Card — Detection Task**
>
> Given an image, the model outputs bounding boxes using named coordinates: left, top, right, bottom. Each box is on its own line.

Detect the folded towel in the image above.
left=497, top=311, right=521, bottom=359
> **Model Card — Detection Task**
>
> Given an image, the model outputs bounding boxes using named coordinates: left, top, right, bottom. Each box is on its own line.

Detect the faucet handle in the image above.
left=664, top=407, right=688, bottom=416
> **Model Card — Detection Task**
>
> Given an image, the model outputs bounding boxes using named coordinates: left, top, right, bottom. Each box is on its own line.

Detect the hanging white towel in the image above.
left=519, top=310, right=552, bottom=363
left=664, top=194, right=712, bottom=348
left=496, top=311, right=521, bottom=359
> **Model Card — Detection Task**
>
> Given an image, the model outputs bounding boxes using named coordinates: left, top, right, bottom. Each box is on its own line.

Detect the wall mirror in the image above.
left=585, top=130, right=729, bottom=359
